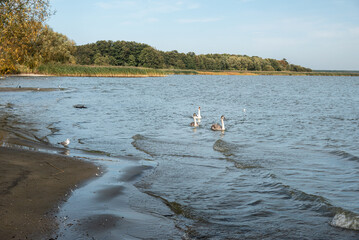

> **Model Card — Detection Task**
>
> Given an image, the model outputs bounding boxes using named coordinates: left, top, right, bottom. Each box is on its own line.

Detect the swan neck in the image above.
left=198, top=109, right=201, bottom=117
left=221, top=118, right=225, bottom=130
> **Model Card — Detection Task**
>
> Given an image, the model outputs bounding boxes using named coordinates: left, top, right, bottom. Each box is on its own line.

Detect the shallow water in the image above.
left=1, top=75, right=359, bottom=239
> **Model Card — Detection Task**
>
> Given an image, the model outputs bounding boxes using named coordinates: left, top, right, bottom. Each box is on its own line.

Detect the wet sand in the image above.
left=0, top=147, right=98, bottom=239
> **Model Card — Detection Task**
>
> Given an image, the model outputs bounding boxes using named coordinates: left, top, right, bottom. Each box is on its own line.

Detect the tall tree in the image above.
left=138, top=47, right=164, bottom=68
left=26, top=26, right=76, bottom=68
left=0, top=0, right=51, bottom=73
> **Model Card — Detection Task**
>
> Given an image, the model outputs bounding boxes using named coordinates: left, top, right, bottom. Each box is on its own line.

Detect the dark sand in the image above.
left=0, top=147, right=98, bottom=240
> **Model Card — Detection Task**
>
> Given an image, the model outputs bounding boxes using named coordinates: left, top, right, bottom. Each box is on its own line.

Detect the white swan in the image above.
left=190, top=113, right=199, bottom=127
left=211, top=115, right=225, bottom=131
left=58, top=138, right=70, bottom=147
left=196, top=107, right=202, bottom=119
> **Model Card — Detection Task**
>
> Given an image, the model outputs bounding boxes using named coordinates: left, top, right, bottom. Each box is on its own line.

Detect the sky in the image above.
left=47, top=0, right=359, bottom=70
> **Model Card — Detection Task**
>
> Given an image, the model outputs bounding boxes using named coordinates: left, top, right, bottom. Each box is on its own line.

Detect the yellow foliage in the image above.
left=0, top=0, right=50, bottom=74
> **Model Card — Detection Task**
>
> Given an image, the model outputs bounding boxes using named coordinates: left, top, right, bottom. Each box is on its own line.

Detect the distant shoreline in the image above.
left=2, top=64, right=359, bottom=78
left=197, top=70, right=359, bottom=76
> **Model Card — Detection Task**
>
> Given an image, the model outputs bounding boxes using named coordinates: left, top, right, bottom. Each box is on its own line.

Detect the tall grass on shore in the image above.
left=249, top=71, right=359, bottom=76
left=198, top=70, right=359, bottom=76
left=162, top=69, right=199, bottom=75
left=35, top=64, right=359, bottom=77
left=37, top=64, right=167, bottom=77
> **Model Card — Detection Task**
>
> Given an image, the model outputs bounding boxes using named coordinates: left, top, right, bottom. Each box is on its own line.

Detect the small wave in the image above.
left=145, top=191, right=207, bottom=222
left=331, top=212, right=359, bottom=231
left=234, top=162, right=259, bottom=169
left=132, top=134, right=207, bottom=159
left=81, top=149, right=112, bottom=157
left=261, top=180, right=333, bottom=215
left=132, top=134, right=147, bottom=141
left=167, top=153, right=206, bottom=159
left=329, top=115, right=359, bottom=121
left=276, top=183, right=335, bottom=215
left=213, top=139, right=236, bottom=156
left=247, top=199, right=263, bottom=206
left=213, top=139, right=260, bottom=169
left=119, top=165, right=154, bottom=182
left=131, top=134, right=155, bottom=157
left=263, top=179, right=359, bottom=231
left=329, top=150, right=359, bottom=162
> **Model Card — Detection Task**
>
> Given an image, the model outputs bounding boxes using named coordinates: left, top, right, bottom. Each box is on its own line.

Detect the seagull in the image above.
left=58, top=138, right=70, bottom=147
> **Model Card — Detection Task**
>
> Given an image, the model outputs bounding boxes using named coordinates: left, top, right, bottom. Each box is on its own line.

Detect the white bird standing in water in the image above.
left=58, top=138, right=70, bottom=147
left=190, top=113, right=199, bottom=127
left=211, top=115, right=225, bottom=131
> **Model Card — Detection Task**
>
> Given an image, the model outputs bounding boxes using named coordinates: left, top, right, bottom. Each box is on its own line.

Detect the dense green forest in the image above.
left=75, top=40, right=312, bottom=72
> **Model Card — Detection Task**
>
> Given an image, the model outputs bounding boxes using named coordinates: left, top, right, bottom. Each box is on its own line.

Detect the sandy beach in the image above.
left=0, top=147, right=98, bottom=239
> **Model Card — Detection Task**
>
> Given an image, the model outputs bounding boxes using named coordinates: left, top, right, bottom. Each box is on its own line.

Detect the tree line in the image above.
left=75, top=40, right=312, bottom=72
left=1, top=0, right=311, bottom=74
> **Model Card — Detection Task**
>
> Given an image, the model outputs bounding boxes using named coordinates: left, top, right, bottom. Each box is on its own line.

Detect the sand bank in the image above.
left=0, top=147, right=98, bottom=239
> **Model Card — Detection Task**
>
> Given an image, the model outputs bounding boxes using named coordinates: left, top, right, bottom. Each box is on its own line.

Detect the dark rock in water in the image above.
left=73, top=104, right=87, bottom=109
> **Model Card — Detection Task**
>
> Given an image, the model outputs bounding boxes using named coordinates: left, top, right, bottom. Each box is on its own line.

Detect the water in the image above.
left=1, top=75, right=359, bottom=239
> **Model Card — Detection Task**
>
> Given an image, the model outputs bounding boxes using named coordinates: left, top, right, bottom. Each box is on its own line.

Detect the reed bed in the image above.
left=37, top=64, right=167, bottom=77
left=35, top=64, right=359, bottom=77
left=243, top=71, right=359, bottom=76
left=199, top=70, right=359, bottom=76
left=162, top=69, right=199, bottom=75
left=198, top=71, right=257, bottom=75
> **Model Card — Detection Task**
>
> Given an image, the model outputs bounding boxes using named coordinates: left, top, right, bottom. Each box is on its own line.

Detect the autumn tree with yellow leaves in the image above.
left=0, top=0, right=51, bottom=74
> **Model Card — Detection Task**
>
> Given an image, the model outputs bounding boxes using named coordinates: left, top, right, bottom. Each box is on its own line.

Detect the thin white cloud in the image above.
left=95, top=1, right=137, bottom=9
left=311, top=23, right=359, bottom=40
left=177, top=18, right=221, bottom=24
left=95, top=0, right=199, bottom=13
left=95, top=0, right=202, bottom=24
left=188, top=3, right=201, bottom=9
left=349, top=27, right=359, bottom=35
left=146, top=17, right=159, bottom=23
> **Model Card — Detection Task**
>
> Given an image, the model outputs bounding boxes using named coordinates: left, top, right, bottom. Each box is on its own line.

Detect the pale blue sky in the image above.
left=48, top=0, right=359, bottom=70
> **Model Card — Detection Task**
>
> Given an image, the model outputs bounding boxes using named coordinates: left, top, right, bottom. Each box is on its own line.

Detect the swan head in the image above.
left=221, top=115, right=225, bottom=120
left=193, top=113, right=197, bottom=117
left=197, top=107, right=202, bottom=119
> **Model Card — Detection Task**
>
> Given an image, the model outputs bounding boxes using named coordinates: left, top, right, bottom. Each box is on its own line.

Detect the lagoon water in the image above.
left=1, top=75, right=359, bottom=239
